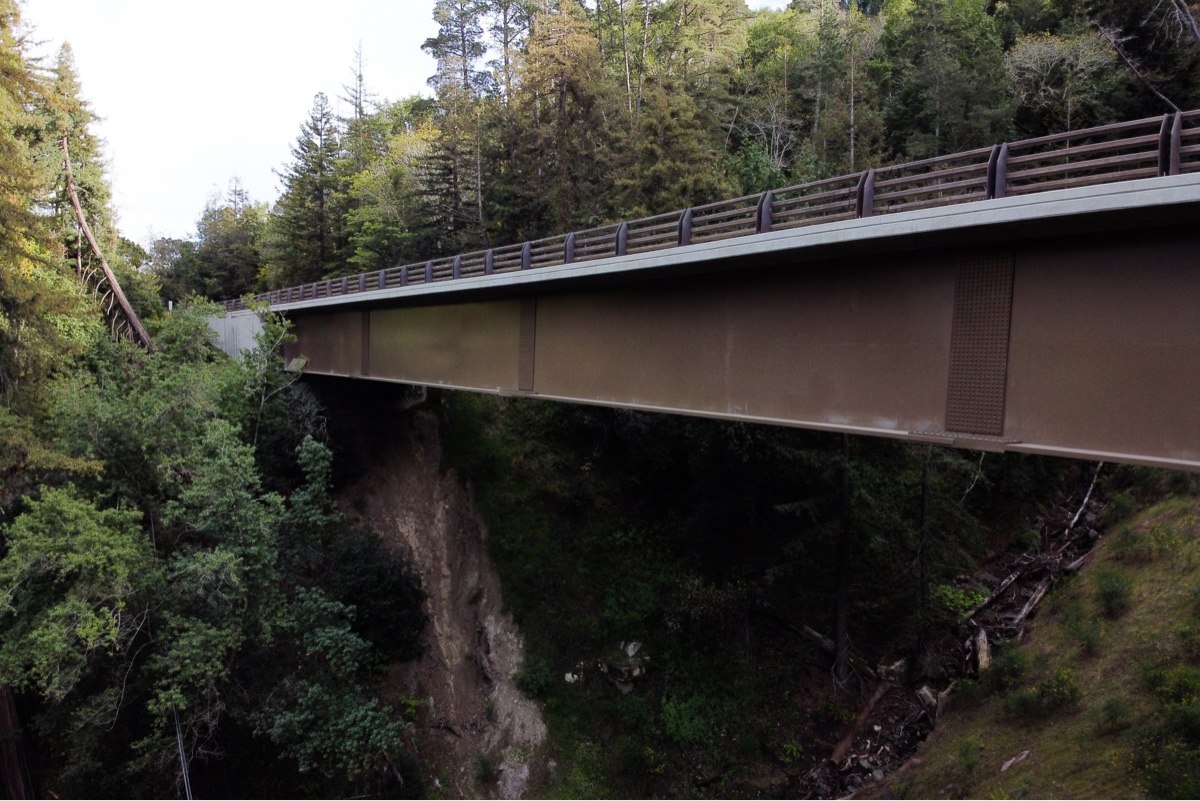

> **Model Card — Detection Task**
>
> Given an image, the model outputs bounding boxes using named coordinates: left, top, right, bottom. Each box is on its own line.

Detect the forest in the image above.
left=2, top=0, right=1199, bottom=797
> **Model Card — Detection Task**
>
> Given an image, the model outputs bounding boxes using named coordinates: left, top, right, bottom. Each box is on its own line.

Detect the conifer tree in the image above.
left=265, top=93, right=348, bottom=286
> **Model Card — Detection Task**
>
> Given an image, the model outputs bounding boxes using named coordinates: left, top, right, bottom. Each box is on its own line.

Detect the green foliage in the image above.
left=1090, top=697, right=1133, bottom=735
left=957, top=736, right=983, bottom=778
left=261, top=681, right=405, bottom=780
left=0, top=487, right=149, bottom=702
left=1002, top=668, right=1081, bottom=721
left=516, top=655, right=555, bottom=698
left=1061, top=600, right=1106, bottom=654
left=1094, top=567, right=1135, bottom=619
left=474, top=752, right=499, bottom=786
left=661, top=691, right=717, bottom=749
left=1143, top=741, right=1200, bottom=800
left=930, top=583, right=987, bottom=625
left=1112, top=520, right=1184, bottom=563
left=818, top=696, right=859, bottom=728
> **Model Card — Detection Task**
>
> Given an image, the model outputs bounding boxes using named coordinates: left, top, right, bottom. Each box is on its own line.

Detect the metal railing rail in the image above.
left=219, top=111, right=1200, bottom=313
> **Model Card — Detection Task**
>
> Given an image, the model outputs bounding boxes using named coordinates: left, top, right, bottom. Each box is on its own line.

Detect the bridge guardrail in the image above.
left=219, top=111, right=1200, bottom=313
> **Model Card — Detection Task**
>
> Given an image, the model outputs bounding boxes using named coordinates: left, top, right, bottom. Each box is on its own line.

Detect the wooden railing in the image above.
left=221, top=110, right=1200, bottom=313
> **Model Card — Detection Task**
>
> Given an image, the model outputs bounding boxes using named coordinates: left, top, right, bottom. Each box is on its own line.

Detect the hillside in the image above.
left=880, top=493, right=1200, bottom=799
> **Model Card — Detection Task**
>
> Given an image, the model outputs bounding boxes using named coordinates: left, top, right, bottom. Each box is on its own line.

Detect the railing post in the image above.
left=521, top=242, right=532, bottom=270
left=986, top=144, right=1008, bottom=199
left=855, top=169, right=875, bottom=218
left=678, top=208, right=693, bottom=246
left=358, top=274, right=366, bottom=292
left=756, top=190, right=774, bottom=234
left=564, top=232, right=576, bottom=264
left=400, top=265, right=408, bottom=286
left=616, top=222, right=629, bottom=256
left=325, top=280, right=332, bottom=297
left=425, top=261, right=434, bottom=283
left=378, top=271, right=386, bottom=289
left=485, top=249, right=495, bottom=275
left=1158, top=113, right=1173, bottom=176
left=1160, top=112, right=1183, bottom=176
left=452, top=255, right=462, bottom=279
left=341, top=277, right=348, bottom=295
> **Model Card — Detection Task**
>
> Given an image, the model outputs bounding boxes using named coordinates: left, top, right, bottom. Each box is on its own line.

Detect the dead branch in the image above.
left=959, top=569, right=1024, bottom=624
left=1011, top=577, right=1052, bottom=628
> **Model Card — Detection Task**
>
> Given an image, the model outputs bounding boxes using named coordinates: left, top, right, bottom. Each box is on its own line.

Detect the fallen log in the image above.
left=830, top=682, right=890, bottom=764
left=959, top=570, right=1024, bottom=624
left=1010, top=578, right=1051, bottom=628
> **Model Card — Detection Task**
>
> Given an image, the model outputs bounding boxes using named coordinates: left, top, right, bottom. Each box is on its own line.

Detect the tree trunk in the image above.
left=619, top=0, right=633, bottom=115
left=0, top=685, right=31, bottom=800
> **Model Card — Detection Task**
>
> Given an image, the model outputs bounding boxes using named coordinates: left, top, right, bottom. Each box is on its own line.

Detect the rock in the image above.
left=872, top=769, right=884, bottom=781
left=564, top=672, right=579, bottom=683
left=858, top=758, right=873, bottom=770
left=916, top=686, right=938, bottom=712
left=622, top=640, right=643, bottom=658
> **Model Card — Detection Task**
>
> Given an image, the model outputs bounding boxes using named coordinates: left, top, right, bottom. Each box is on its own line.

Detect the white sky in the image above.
left=22, top=0, right=789, bottom=244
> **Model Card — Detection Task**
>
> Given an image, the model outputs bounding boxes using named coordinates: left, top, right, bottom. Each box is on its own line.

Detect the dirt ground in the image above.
left=341, top=408, right=547, bottom=799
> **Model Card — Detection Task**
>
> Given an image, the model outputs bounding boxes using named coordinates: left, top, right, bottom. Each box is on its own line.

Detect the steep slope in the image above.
left=339, top=405, right=547, bottom=799
left=879, top=495, right=1200, bottom=799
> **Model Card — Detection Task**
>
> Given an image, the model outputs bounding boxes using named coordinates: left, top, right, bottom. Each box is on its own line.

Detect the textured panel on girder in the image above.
left=945, top=254, right=1014, bottom=436
left=519, top=297, right=537, bottom=392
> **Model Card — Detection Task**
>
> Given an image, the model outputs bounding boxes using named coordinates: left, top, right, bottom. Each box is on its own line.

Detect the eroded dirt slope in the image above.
left=341, top=407, right=546, bottom=798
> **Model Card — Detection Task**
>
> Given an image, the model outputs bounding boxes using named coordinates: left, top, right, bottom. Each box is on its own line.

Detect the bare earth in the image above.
left=342, top=408, right=546, bottom=799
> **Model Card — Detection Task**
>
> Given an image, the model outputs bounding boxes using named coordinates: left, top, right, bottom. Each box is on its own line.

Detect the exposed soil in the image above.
left=339, top=404, right=546, bottom=798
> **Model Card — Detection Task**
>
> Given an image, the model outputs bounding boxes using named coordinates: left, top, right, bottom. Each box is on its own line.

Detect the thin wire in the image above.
left=173, top=701, right=194, bottom=800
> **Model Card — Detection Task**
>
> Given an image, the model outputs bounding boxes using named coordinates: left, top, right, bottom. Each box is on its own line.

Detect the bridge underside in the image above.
left=282, top=226, right=1200, bottom=471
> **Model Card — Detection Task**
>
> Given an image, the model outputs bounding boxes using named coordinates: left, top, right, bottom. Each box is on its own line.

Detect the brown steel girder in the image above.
left=284, top=226, right=1200, bottom=471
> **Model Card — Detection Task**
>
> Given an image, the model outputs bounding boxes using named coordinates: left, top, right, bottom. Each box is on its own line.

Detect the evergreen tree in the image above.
left=265, top=93, right=348, bottom=286
left=882, top=0, right=1014, bottom=157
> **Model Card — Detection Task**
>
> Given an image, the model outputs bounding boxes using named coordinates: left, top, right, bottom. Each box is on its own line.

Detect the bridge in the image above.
left=212, top=112, right=1200, bottom=471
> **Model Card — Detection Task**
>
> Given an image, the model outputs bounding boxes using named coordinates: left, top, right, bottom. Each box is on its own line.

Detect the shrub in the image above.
left=617, top=695, right=654, bottom=735
left=1091, top=697, right=1133, bottom=735
left=1165, top=702, right=1200, bottom=743
left=931, top=584, right=988, bottom=625
left=1003, top=687, right=1045, bottom=722
left=1101, top=492, right=1138, bottom=528
left=1142, top=741, right=1200, bottom=799
left=1061, top=599, right=1106, bottom=654
left=1039, top=668, right=1083, bottom=711
left=984, top=648, right=1029, bottom=693
left=957, top=737, right=983, bottom=778
left=474, top=753, right=498, bottom=785
left=954, top=678, right=986, bottom=708
left=1149, top=665, right=1200, bottom=706
left=1112, top=521, right=1183, bottom=563
left=1003, top=669, right=1081, bottom=721
left=1179, top=624, right=1200, bottom=661
left=1017, top=527, right=1043, bottom=552
left=661, top=692, right=716, bottom=749
left=515, top=656, right=555, bottom=698
left=817, top=697, right=857, bottom=728
left=1095, top=567, right=1134, bottom=619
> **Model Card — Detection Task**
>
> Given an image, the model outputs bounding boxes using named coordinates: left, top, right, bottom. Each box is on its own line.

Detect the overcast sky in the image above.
left=22, top=0, right=789, bottom=244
